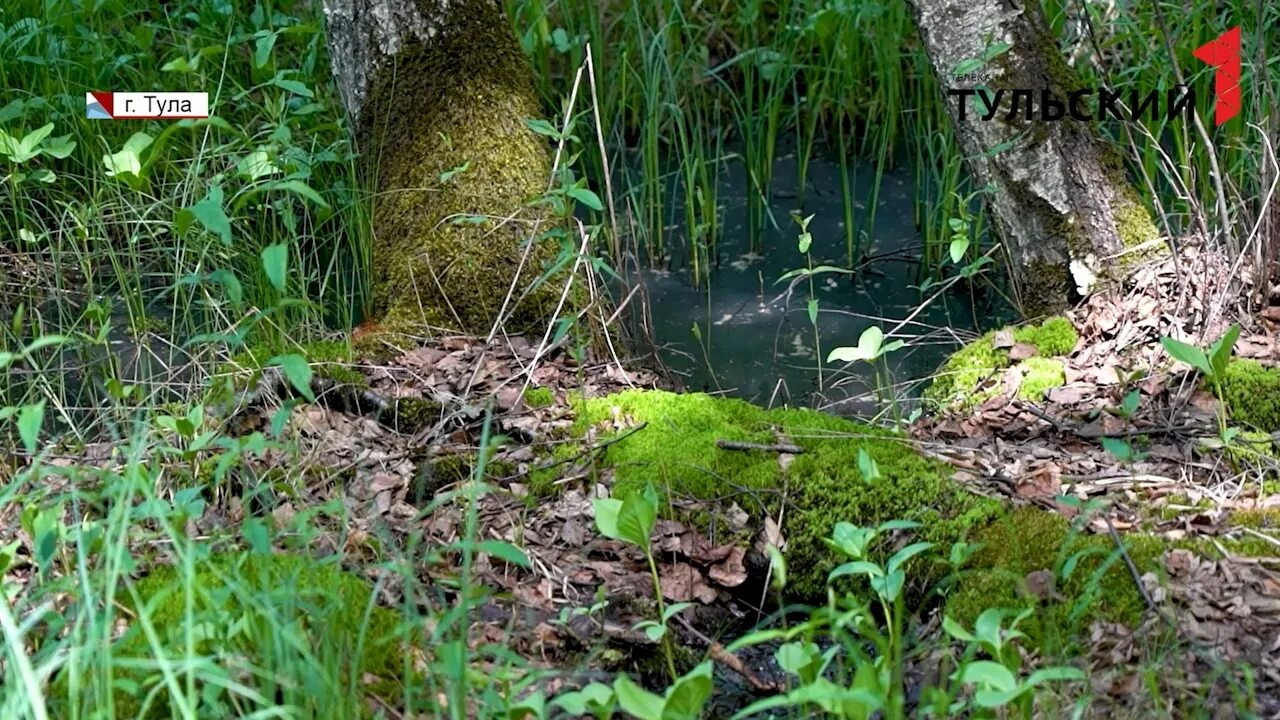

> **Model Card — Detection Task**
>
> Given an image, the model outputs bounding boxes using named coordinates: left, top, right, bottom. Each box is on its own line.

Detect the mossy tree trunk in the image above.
left=904, top=0, right=1162, bottom=317
left=322, top=0, right=564, bottom=334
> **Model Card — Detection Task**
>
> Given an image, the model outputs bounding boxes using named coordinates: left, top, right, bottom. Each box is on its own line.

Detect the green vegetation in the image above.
left=2, top=0, right=1274, bottom=715
left=572, top=389, right=1003, bottom=599
left=1017, top=357, right=1066, bottom=401
left=522, top=385, right=555, bottom=408
left=1221, top=359, right=1280, bottom=432
left=75, top=552, right=408, bottom=718
left=945, top=508, right=1165, bottom=643
left=224, top=339, right=365, bottom=389
left=925, top=316, right=1078, bottom=410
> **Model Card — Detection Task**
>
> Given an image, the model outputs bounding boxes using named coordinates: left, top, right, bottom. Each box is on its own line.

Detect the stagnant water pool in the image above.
left=622, top=146, right=1013, bottom=417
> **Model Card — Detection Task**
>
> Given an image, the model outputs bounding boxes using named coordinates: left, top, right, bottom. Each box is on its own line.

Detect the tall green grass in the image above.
left=509, top=0, right=948, bottom=285
left=510, top=0, right=1278, bottom=289
left=0, top=0, right=370, bottom=436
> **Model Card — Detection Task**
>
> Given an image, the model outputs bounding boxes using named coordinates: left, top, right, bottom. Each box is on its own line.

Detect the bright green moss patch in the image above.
left=1017, top=357, right=1067, bottom=401
left=925, top=317, right=1078, bottom=410
left=573, top=389, right=1003, bottom=599
left=522, top=385, right=555, bottom=408
left=945, top=508, right=1165, bottom=646
left=1013, top=315, right=1078, bottom=356
left=82, top=552, right=408, bottom=717
left=923, top=330, right=1008, bottom=410
left=1221, top=359, right=1280, bottom=432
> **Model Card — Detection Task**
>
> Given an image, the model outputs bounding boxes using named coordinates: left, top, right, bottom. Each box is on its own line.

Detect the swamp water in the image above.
left=624, top=147, right=1011, bottom=416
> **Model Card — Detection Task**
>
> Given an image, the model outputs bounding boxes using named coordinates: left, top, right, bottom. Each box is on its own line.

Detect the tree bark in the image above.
left=322, top=0, right=563, bottom=335
left=904, top=0, right=1161, bottom=317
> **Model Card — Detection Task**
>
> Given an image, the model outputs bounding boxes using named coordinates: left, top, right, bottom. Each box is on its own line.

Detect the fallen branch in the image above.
left=716, top=439, right=804, bottom=454
left=672, top=613, right=781, bottom=693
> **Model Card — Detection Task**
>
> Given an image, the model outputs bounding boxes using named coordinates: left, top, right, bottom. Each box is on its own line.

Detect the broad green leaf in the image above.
left=1208, top=324, right=1240, bottom=378
left=974, top=686, right=1028, bottom=708
left=261, top=243, right=288, bottom=291
left=828, top=325, right=884, bottom=364
left=161, top=55, right=200, bottom=72
left=1121, top=389, right=1140, bottom=416
left=886, top=541, right=934, bottom=575
left=237, top=149, right=278, bottom=180
left=973, top=608, right=1006, bottom=647
left=1159, top=336, right=1211, bottom=376
left=270, top=179, right=329, bottom=209
left=951, top=57, right=984, bottom=75
left=613, top=674, right=665, bottom=720
left=592, top=497, right=624, bottom=540
left=242, top=517, right=272, bottom=554
left=253, top=30, right=277, bottom=68
left=103, top=131, right=153, bottom=178
left=1101, top=436, right=1134, bottom=461
left=17, top=400, right=45, bottom=454
left=1025, top=666, right=1086, bottom=686
left=270, top=354, right=314, bottom=402
left=869, top=568, right=905, bottom=601
left=949, top=236, right=970, bottom=264
left=476, top=540, right=530, bottom=568
left=40, top=134, right=75, bottom=159
left=439, top=161, right=470, bottom=183
left=828, top=560, right=883, bottom=581
left=798, top=231, right=812, bottom=255
left=942, top=615, right=975, bottom=642
left=614, top=486, right=657, bottom=551
left=662, top=602, right=694, bottom=622
left=13, top=123, right=54, bottom=162
left=207, top=269, right=243, bottom=306
left=567, top=186, right=603, bottom=211
left=272, top=77, right=313, bottom=97
left=552, top=683, right=614, bottom=715
left=181, top=184, right=233, bottom=245
left=807, top=298, right=818, bottom=326
left=662, top=662, right=713, bottom=719
left=525, top=118, right=560, bottom=138
left=960, top=660, right=1017, bottom=692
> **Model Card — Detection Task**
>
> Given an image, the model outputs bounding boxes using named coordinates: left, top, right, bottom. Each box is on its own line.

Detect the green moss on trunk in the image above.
left=360, top=0, right=564, bottom=334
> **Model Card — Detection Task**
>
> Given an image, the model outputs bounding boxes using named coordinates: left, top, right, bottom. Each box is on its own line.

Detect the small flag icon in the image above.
left=86, top=92, right=112, bottom=119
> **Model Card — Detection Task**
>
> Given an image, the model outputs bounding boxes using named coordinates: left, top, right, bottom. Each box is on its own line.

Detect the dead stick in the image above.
left=716, top=439, right=804, bottom=454
left=672, top=613, right=780, bottom=693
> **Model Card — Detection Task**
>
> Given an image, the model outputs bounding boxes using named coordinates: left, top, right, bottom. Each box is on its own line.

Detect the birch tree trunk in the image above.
left=322, top=0, right=562, bottom=335
left=904, top=0, right=1162, bottom=316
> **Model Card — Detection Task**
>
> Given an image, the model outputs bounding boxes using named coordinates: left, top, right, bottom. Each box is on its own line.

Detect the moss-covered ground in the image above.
left=924, top=316, right=1078, bottom=410
left=1221, top=358, right=1280, bottom=432
left=548, top=387, right=1187, bottom=633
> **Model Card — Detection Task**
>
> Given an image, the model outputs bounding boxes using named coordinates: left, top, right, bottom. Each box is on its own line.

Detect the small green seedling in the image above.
left=1160, top=323, right=1240, bottom=437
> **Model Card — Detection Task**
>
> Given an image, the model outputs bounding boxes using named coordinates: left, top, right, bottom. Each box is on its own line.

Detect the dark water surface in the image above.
left=626, top=147, right=1011, bottom=416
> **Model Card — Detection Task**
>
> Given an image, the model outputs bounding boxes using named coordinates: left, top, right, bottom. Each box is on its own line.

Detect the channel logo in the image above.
left=86, top=92, right=210, bottom=120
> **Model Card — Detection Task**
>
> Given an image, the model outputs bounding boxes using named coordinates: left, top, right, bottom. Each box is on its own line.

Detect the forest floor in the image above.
left=4, top=243, right=1280, bottom=717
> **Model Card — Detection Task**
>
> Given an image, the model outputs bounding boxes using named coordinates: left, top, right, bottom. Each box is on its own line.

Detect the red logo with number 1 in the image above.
left=1193, top=26, right=1242, bottom=126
